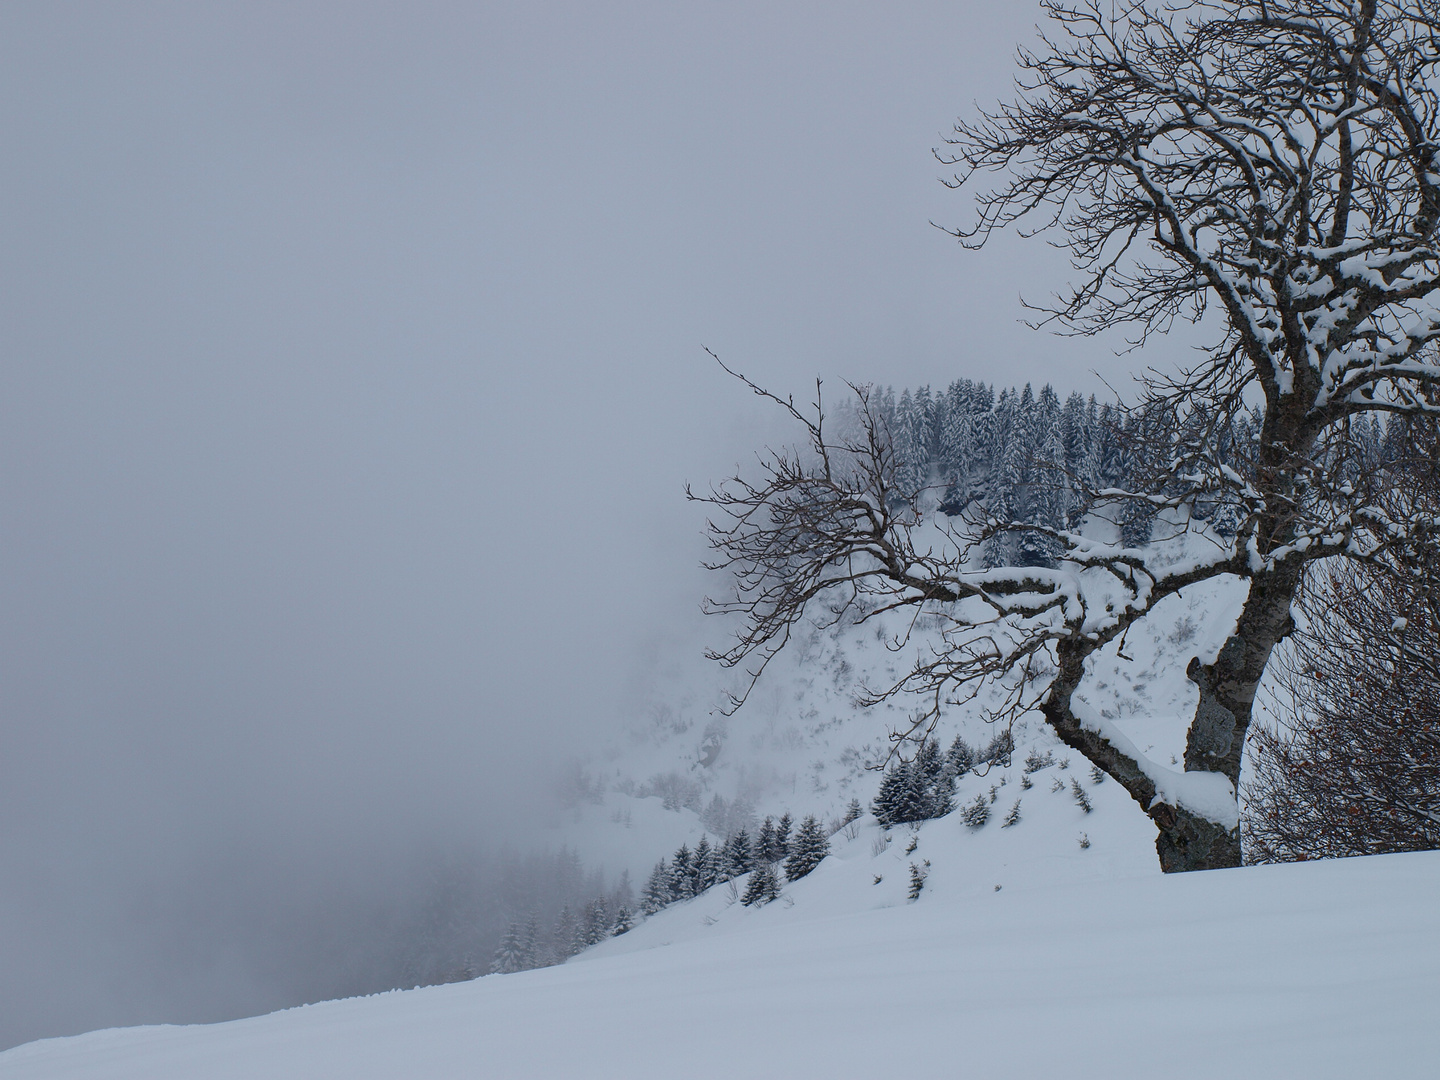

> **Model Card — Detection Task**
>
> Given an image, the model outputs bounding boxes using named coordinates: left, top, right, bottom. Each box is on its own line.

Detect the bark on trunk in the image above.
left=1042, top=561, right=1303, bottom=873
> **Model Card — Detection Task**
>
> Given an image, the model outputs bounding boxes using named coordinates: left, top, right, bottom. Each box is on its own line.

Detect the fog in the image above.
left=0, top=1, right=1148, bottom=1049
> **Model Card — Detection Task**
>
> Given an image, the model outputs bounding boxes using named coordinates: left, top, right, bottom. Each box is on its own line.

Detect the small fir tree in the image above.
left=1002, top=799, right=1022, bottom=827
left=907, top=860, right=930, bottom=901
left=961, top=794, right=990, bottom=829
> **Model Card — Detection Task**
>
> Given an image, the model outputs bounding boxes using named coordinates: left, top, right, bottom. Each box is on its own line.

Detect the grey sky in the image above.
left=0, top=1, right=1168, bottom=1048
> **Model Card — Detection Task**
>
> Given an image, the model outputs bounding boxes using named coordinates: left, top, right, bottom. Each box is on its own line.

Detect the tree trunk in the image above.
left=1148, top=801, right=1242, bottom=872
left=1042, top=561, right=1304, bottom=872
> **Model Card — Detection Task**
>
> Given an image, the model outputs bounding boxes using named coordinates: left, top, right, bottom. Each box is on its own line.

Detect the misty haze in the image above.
left=2, top=2, right=1436, bottom=1076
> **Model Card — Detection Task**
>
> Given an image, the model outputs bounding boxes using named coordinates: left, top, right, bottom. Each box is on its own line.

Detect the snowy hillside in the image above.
left=550, top=507, right=1249, bottom=889
left=6, top=844, right=1434, bottom=1079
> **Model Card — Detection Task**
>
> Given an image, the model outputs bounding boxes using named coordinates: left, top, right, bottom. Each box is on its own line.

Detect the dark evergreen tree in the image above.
left=741, top=862, right=781, bottom=906
left=722, top=828, right=753, bottom=879
left=774, top=812, right=793, bottom=858
left=783, top=815, right=830, bottom=881
left=693, top=835, right=717, bottom=893
left=756, top=816, right=778, bottom=864
left=670, top=844, right=694, bottom=901
left=640, top=860, right=670, bottom=915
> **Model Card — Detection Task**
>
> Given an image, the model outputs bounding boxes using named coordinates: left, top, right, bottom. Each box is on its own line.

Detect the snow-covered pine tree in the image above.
left=962, top=794, right=990, bottom=829
left=783, top=815, right=830, bottom=881
left=978, top=729, right=1013, bottom=768
left=722, top=828, right=753, bottom=879
left=916, top=738, right=955, bottom=818
left=894, top=389, right=926, bottom=501
left=741, top=862, right=780, bottom=906
left=640, top=860, right=671, bottom=915
left=693, top=835, right=716, bottom=893
left=756, top=816, right=777, bottom=864
left=492, top=921, right=527, bottom=974
left=670, top=844, right=694, bottom=901
left=552, top=906, right=579, bottom=960
left=520, top=915, right=539, bottom=969
left=946, top=735, right=975, bottom=776
left=774, top=812, right=792, bottom=858
left=610, top=906, right=634, bottom=936
left=907, top=860, right=929, bottom=900
left=871, top=762, right=906, bottom=826
left=583, top=896, right=609, bottom=946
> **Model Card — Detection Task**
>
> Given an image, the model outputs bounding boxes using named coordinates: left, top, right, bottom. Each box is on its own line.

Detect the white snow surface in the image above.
left=5, top=837, right=1434, bottom=1079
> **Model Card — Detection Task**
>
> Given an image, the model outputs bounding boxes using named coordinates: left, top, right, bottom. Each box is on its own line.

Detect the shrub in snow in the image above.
left=1002, top=799, right=1022, bottom=827
left=1245, top=529, right=1440, bottom=861
left=1024, top=749, right=1055, bottom=774
left=907, top=860, right=930, bottom=901
left=961, top=794, right=990, bottom=829
left=1090, top=765, right=1106, bottom=785
left=1051, top=777, right=1065, bottom=793
left=1071, top=779, right=1093, bottom=814
left=1078, top=832, right=1091, bottom=850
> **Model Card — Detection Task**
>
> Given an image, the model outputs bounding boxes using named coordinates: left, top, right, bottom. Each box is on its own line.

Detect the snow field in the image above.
left=4, top=848, right=1434, bottom=1080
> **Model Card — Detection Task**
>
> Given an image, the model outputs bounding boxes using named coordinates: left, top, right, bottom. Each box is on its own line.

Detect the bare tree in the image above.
left=695, top=0, right=1440, bottom=872
left=1246, top=424, right=1440, bottom=860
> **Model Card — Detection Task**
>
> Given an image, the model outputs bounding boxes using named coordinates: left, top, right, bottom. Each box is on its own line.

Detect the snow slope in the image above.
left=5, top=845, right=1434, bottom=1080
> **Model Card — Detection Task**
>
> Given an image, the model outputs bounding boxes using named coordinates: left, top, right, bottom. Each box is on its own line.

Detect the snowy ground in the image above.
left=5, top=825, right=1434, bottom=1079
